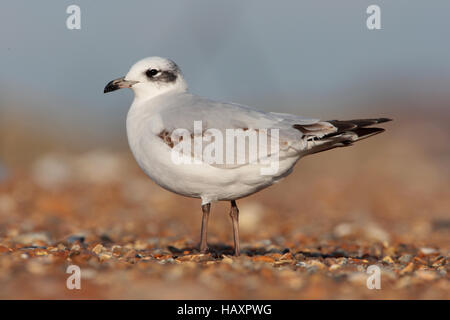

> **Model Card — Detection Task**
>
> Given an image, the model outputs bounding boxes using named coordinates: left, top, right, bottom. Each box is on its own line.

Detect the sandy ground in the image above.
left=0, top=115, right=448, bottom=299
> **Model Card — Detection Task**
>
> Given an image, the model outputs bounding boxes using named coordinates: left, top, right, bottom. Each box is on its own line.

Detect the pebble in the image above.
left=14, top=232, right=50, bottom=245
left=419, top=247, right=437, bottom=255
left=398, top=254, right=413, bottom=264
left=252, top=256, right=275, bottom=263
left=133, top=240, right=148, bottom=250
left=280, top=252, right=293, bottom=260
left=92, top=244, right=105, bottom=255
left=70, top=244, right=81, bottom=252
left=0, top=144, right=448, bottom=300
left=34, top=249, right=48, bottom=256
left=274, top=259, right=294, bottom=266
left=221, top=255, right=234, bottom=264
left=177, top=254, right=213, bottom=263
left=432, top=256, right=446, bottom=267
left=307, top=260, right=326, bottom=270
left=329, top=264, right=341, bottom=271
left=99, top=252, right=112, bottom=261
left=382, top=256, right=394, bottom=264
left=413, top=256, right=427, bottom=265
left=400, top=262, right=415, bottom=275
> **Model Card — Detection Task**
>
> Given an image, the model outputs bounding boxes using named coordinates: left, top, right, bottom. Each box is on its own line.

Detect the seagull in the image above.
left=104, top=57, right=391, bottom=256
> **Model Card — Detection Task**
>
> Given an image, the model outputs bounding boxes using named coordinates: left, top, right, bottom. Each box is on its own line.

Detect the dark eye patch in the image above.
left=146, top=69, right=159, bottom=78
left=159, top=70, right=177, bottom=83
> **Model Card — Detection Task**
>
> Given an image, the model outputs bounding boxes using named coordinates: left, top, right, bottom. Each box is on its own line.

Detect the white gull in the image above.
left=104, top=57, right=391, bottom=256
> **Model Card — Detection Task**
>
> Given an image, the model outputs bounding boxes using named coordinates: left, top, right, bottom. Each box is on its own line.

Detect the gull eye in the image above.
left=146, top=68, right=159, bottom=78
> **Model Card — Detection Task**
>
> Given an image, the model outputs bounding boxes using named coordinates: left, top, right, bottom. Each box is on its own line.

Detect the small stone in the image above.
left=112, top=245, right=124, bottom=256
left=34, top=249, right=48, bottom=256
left=413, top=256, right=427, bottom=265
left=274, top=259, right=294, bottom=266
left=159, top=257, right=175, bottom=264
left=92, top=244, right=105, bottom=255
left=178, top=254, right=213, bottom=263
left=329, top=264, right=341, bottom=271
left=14, top=232, right=50, bottom=245
left=252, top=256, right=275, bottom=263
left=280, top=252, right=293, bottom=260
left=420, top=247, right=437, bottom=255
left=156, top=254, right=172, bottom=260
left=124, top=249, right=139, bottom=260
left=269, top=253, right=282, bottom=260
left=134, top=240, right=148, bottom=250
left=349, top=258, right=368, bottom=265
left=221, top=255, right=234, bottom=264
left=382, top=256, right=394, bottom=264
left=400, top=262, right=415, bottom=275
left=99, top=252, right=112, bottom=261
left=398, top=254, right=413, bottom=264
left=307, top=260, right=326, bottom=270
left=70, top=244, right=81, bottom=252
left=432, top=256, right=446, bottom=267
left=294, top=253, right=306, bottom=260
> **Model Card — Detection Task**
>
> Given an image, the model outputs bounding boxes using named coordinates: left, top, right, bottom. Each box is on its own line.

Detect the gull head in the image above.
left=104, top=57, right=187, bottom=100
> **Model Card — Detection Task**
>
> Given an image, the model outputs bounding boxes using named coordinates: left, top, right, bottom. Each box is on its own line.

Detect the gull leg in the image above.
left=199, top=203, right=211, bottom=253
left=229, top=200, right=240, bottom=256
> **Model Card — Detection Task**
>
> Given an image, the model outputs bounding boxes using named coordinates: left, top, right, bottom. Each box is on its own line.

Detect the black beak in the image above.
left=104, top=76, right=139, bottom=93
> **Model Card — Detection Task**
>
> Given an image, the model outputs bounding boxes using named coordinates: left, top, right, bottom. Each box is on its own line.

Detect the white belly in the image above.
left=126, top=110, right=299, bottom=204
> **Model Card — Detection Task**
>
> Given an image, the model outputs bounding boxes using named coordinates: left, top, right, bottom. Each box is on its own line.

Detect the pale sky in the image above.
left=1, top=0, right=449, bottom=111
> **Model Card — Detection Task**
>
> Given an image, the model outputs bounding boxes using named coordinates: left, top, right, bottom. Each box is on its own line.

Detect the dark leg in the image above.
left=229, top=200, right=240, bottom=256
left=199, top=203, right=211, bottom=253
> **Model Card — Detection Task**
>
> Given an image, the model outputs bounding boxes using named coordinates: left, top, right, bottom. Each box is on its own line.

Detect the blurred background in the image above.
left=0, top=1, right=449, bottom=299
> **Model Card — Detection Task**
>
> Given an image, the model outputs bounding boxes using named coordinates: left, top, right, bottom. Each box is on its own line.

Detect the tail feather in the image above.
left=326, top=118, right=391, bottom=136
left=297, top=117, right=392, bottom=155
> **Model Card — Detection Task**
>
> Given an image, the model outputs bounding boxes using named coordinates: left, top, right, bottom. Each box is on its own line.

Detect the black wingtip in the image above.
left=351, top=127, right=386, bottom=142
left=376, top=118, right=393, bottom=123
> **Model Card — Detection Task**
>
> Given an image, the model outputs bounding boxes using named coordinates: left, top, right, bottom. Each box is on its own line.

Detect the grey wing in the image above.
left=155, top=93, right=337, bottom=166
left=158, top=93, right=335, bottom=139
